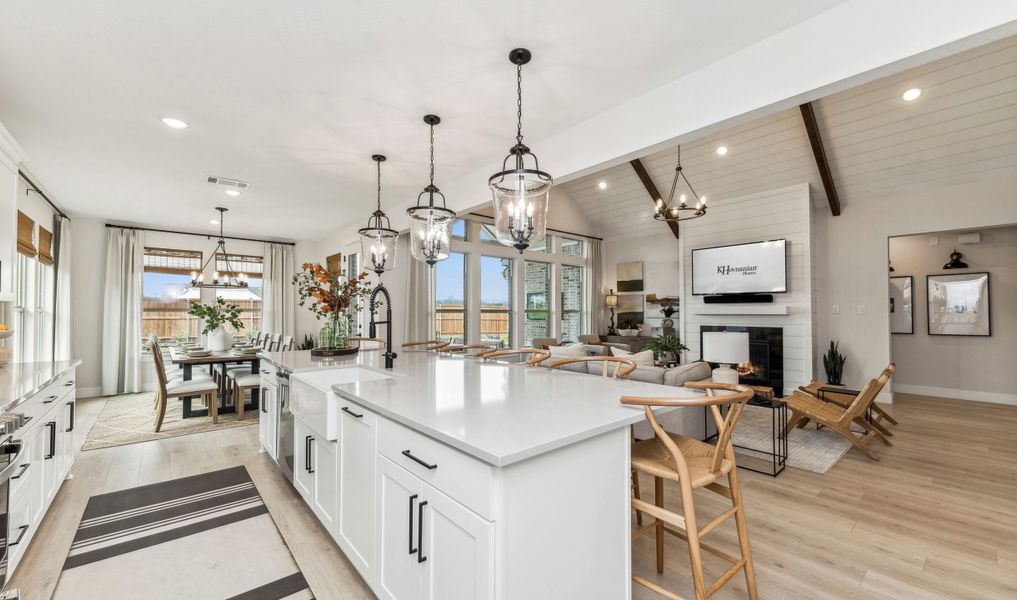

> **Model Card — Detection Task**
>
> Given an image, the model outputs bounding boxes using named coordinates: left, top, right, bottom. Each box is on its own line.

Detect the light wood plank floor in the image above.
left=10, top=393, right=1017, bottom=599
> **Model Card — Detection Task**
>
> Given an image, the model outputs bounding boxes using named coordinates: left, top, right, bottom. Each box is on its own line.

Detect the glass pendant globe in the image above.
left=407, top=208, right=453, bottom=266
left=490, top=174, right=551, bottom=252
left=359, top=227, right=398, bottom=276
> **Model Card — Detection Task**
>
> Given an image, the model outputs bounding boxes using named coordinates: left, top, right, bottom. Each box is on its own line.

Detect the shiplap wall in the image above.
left=679, top=183, right=815, bottom=392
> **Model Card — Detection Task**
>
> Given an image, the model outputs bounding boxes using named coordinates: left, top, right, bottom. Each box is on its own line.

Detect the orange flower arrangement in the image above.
left=292, top=262, right=372, bottom=320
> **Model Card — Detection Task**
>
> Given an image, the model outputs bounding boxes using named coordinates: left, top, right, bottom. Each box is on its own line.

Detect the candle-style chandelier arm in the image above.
left=653, top=145, right=708, bottom=223
left=190, top=207, right=250, bottom=288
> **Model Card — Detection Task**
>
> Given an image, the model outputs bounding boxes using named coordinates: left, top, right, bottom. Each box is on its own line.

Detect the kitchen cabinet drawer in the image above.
left=6, top=437, right=32, bottom=505
left=377, top=417, right=493, bottom=521
left=6, top=479, right=34, bottom=577
left=18, top=378, right=73, bottom=427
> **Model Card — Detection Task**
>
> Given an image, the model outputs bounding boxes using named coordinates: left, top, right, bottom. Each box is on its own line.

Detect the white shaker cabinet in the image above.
left=259, top=377, right=278, bottom=459
left=376, top=456, right=424, bottom=600
left=337, top=402, right=376, bottom=578
left=311, top=435, right=338, bottom=534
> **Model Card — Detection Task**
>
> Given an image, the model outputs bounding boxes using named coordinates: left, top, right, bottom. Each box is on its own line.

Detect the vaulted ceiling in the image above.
left=0, top=0, right=846, bottom=240
left=561, top=35, right=1017, bottom=240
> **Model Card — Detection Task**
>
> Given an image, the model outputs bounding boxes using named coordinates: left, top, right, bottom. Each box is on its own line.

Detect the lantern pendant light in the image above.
left=358, top=154, right=398, bottom=276
left=489, top=48, right=553, bottom=253
left=407, top=115, right=455, bottom=267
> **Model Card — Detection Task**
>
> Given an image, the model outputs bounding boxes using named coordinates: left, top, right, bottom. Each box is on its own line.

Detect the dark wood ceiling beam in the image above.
left=629, top=158, right=680, bottom=239
left=799, top=102, right=842, bottom=216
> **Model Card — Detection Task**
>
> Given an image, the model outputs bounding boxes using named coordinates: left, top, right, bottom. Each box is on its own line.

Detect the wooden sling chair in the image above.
left=781, top=376, right=891, bottom=461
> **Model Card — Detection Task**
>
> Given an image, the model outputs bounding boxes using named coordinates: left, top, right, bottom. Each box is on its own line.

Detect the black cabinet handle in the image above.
left=261, top=388, right=268, bottom=413
left=408, top=494, right=418, bottom=555
left=66, top=401, right=75, bottom=432
left=11, top=463, right=30, bottom=479
left=45, top=421, right=56, bottom=459
left=261, top=370, right=271, bottom=374
left=9, top=525, right=29, bottom=546
left=417, top=500, right=428, bottom=563
left=64, top=380, right=75, bottom=386
left=341, top=406, right=363, bottom=419
left=44, top=395, right=57, bottom=403
left=402, top=450, right=437, bottom=470
left=305, top=435, right=314, bottom=473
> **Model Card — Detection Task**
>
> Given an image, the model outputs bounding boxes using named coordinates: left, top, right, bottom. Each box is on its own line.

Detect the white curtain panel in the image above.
left=54, top=216, right=72, bottom=361
left=588, top=238, right=605, bottom=336
left=262, top=242, right=295, bottom=337
left=101, top=227, right=144, bottom=396
left=403, top=233, right=431, bottom=343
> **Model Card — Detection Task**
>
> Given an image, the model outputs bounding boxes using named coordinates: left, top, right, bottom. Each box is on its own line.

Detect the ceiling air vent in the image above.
left=207, top=176, right=250, bottom=190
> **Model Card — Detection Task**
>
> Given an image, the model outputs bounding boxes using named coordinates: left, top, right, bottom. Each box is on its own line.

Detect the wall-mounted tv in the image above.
left=691, top=239, right=787, bottom=295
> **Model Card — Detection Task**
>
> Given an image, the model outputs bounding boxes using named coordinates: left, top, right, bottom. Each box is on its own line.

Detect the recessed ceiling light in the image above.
left=901, top=88, right=922, bottom=102
left=161, top=117, right=189, bottom=129
left=225, top=190, right=241, bottom=197
left=598, top=181, right=608, bottom=190
left=716, top=146, right=728, bottom=156
left=209, top=220, right=220, bottom=225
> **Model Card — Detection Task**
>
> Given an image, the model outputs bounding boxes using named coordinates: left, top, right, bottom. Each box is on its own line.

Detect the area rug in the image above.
left=732, top=405, right=852, bottom=474
left=81, top=392, right=258, bottom=451
left=53, top=466, right=313, bottom=600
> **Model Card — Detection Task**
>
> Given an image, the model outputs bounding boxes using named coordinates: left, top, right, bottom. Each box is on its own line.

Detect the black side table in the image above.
left=704, top=392, right=788, bottom=477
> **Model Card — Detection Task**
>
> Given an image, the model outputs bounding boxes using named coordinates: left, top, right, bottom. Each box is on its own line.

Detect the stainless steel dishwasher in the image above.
left=273, top=369, right=295, bottom=482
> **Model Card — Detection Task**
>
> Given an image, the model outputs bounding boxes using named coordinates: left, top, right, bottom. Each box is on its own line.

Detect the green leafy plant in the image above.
left=823, top=340, right=846, bottom=385
left=188, top=297, right=244, bottom=336
left=646, top=334, right=688, bottom=361
left=297, top=334, right=315, bottom=351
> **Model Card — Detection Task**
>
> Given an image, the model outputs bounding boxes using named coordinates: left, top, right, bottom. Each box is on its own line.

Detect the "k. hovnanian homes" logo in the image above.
left=716, top=264, right=759, bottom=276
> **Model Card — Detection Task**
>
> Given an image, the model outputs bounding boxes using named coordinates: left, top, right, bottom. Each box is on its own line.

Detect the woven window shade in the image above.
left=17, top=211, right=37, bottom=257
left=144, top=247, right=202, bottom=275
left=215, top=253, right=263, bottom=276
left=37, top=226, right=55, bottom=266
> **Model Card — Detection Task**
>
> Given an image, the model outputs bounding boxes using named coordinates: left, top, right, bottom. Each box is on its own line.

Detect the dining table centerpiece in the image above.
left=293, top=262, right=373, bottom=356
left=188, top=297, right=245, bottom=351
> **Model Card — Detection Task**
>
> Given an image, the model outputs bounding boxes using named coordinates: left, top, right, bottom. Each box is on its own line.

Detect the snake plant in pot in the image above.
left=823, top=340, right=846, bottom=385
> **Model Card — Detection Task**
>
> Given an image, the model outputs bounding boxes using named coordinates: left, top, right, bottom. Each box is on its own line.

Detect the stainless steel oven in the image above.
left=0, top=436, right=26, bottom=593
left=274, top=369, right=295, bottom=482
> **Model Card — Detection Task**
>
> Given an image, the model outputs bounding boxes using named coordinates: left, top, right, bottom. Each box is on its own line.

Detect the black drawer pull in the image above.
left=11, top=463, right=30, bottom=479
left=67, top=401, right=75, bottom=432
left=305, top=435, right=314, bottom=473
left=402, top=450, right=437, bottom=470
left=261, top=388, right=268, bottom=413
left=417, top=500, right=428, bottom=563
left=9, top=525, right=29, bottom=546
left=408, top=494, right=418, bottom=555
left=261, top=370, right=271, bottom=374
left=45, top=421, right=56, bottom=459
left=44, top=395, right=57, bottom=403
left=64, top=380, right=75, bottom=386
left=341, top=406, right=363, bottom=419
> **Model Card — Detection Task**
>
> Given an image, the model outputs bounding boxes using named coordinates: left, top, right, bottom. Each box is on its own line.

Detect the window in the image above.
left=143, top=247, right=201, bottom=344
left=560, top=237, right=585, bottom=257
left=524, top=260, right=550, bottom=346
left=481, top=256, right=512, bottom=349
left=479, top=222, right=551, bottom=252
left=561, top=264, right=585, bottom=343
left=214, top=253, right=263, bottom=337
left=12, top=254, right=34, bottom=362
left=12, top=212, right=55, bottom=362
left=434, top=252, right=467, bottom=344
left=451, top=219, right=467, bottom=240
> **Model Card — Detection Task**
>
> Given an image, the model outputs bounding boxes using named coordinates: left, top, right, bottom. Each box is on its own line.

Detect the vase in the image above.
left=319, top=312, right=353, bottom=349
left=207, top=326, right=231, bottom=352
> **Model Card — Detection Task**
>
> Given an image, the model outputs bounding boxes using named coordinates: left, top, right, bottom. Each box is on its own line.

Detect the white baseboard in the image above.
left=77, top=384, right=157, bottom=399
left=893, top=384, right=1017, bottom=406
left=876, top=390, right=893, bottom=406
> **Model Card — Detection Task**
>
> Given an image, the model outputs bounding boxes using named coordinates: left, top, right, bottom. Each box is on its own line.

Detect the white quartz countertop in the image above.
left=295, top=350, right=707, bottom=467
left=0, top=359, right=82, bottom=413
left=259, top=349, right=369, bottom=373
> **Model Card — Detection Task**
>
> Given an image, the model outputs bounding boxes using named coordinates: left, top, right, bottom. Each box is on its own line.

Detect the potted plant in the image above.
left=646, top=333, right=689, bottom=366
left=188, top=298, right=244, bottom=351
left=823, top=340, right=846, bottom=385
left=293, top=263, right=373, bottom=352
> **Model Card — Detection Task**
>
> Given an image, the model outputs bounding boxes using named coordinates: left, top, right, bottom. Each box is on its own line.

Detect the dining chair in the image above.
left=479, top=348, right=551, bottom=365
left=149, top=340, right=220, bottom=431
left=401, top=340, right=449, bottom=351
left=781, top=376, right=890, bottom=460
left=438, top=344, right=498, bottom=357
left=279, top=335, right=294, bottom=351
left=267, top=333, right=282, bottom=351
left=623, top=382, right=758, bottom=600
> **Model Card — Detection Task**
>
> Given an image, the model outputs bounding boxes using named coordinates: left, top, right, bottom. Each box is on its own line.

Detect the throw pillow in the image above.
left=609, top=346, right=655, bottom=366
left=547, top=343, right=588, bottom=358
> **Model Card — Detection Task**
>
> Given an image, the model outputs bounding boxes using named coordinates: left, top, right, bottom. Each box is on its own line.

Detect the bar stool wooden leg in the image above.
left=679, top=478, right=708, bottom=600
left=655, top=476, right=665, bottom=574
left=728, top=465, right=759, bottom=600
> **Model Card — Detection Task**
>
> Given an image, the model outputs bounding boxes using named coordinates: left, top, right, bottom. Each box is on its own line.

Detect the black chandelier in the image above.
left=191, top=207, right=250, bottom=289
left=653, top=145, right=708, bottom=223
left=488, top=48, right=553, bottom=253
left=406, top=115, right=455, bottom=267
left=358, top=154, right=398, bottom=276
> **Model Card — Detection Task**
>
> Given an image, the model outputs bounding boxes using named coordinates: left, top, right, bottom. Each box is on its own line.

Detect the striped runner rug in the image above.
left=53, top=466, right=314, bottom=600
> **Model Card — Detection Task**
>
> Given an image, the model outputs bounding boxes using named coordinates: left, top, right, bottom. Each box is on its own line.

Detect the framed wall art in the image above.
left=927, top=272, right=990, bottom=336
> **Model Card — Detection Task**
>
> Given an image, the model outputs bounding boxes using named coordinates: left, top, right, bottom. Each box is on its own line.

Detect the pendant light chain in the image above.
left=429, top=120, right=436, bottom=189
left=375, top=157, right=382, bottom=211
left=516, top=62, right=524, bottom=146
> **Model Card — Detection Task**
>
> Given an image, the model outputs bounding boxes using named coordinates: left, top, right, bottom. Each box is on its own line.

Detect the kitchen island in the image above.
left=258, top=350, right=703, bottom=600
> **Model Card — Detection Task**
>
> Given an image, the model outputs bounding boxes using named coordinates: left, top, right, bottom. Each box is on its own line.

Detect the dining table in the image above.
left=168, top=347, right=263, bottom=418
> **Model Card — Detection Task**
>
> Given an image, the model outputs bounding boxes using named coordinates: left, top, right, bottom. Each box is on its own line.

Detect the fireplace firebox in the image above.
left=699, top=325, right=784, bottom=397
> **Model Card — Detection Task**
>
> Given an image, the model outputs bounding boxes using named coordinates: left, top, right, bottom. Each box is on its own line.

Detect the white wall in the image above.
left=888, top=226, right=1017, bottom=404
left=814, top=177, right=1017, bottom=404
left=601, top=231, right=680, bottom=335
left=679, top=184, right=815, bottom=395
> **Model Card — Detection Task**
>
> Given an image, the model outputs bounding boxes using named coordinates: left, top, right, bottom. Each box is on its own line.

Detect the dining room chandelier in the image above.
left=653, top=145, right=708, bottom=223
left=358, top=154, right=398, bottom=276
left=190, top=207, right=250, bottom=289
left=488, top=48, right=553, bottom=253
left=406, top=114, right=455, bottom=267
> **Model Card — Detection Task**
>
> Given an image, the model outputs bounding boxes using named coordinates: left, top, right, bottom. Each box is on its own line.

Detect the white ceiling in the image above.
left=561, top=35, right=1017, bottom=241
left=0, top=0, right=848, bottom=240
